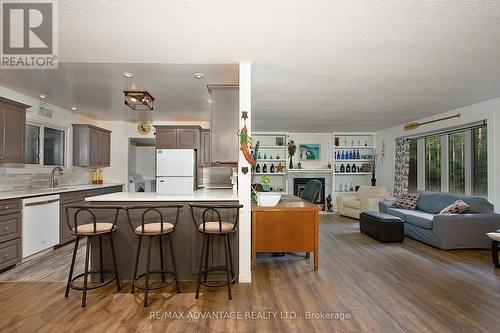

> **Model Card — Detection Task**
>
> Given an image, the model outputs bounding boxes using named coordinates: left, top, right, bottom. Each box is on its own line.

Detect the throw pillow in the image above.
left=439, top=200, right=470, bottom=214
left=393, top=193, right=420, bottom=210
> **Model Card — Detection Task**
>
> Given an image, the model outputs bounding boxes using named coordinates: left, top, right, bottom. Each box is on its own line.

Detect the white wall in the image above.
left=288, top=132, right=332, bottom=169
left=376, top=97, right=499, bottom=212
left=135, top=146, right=155, bottom=179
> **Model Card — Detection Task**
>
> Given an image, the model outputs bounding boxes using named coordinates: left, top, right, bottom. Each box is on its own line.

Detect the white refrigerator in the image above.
left=156, top=149, right=196, bottom=194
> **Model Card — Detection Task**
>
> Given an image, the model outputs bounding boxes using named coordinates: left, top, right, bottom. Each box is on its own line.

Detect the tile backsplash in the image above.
left=0, top=167, right=92, bottom=192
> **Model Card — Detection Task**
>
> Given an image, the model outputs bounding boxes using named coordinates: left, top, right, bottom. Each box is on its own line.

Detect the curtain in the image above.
left=393, top=138, right=410, bottom=196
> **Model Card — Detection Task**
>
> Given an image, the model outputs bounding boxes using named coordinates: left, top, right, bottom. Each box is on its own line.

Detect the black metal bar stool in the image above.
left=124, top=205, right=182, bottom=307
left=64, top=205, right=122, bottom=308
left=189, top=204, right=243, bottom=300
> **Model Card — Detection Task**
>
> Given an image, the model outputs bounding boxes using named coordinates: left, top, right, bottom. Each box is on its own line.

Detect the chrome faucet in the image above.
left=51, top=167, right=63, bottom=188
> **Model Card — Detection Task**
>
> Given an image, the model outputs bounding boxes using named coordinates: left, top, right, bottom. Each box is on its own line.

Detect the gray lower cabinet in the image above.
left=155, top=126, right=201, bottom=149
left=73, top=124, right=112, bottom=167
left=0, top=97, right=29, bottom=164
left=0, top=199, right=22, bottom=270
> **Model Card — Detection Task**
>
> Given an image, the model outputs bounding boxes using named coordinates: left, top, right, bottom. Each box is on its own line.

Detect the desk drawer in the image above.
left=0, top=213, right=21, bottom=243
left=0, top=238, right=21, bottom=270
left=0, top=199, right=21, bottom=216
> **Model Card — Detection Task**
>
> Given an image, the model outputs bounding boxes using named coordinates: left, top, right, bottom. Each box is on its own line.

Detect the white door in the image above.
left=156, top=149, right=195, bottom=177
left=156, top=177, right=194, bottom=194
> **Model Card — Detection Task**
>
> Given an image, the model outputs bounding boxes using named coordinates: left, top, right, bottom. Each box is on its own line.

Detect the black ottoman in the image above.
left=360, top=211, right=404, bottom=243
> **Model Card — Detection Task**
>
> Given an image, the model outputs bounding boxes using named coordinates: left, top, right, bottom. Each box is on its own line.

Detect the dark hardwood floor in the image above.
left=1, top=214, right=499, bottom=332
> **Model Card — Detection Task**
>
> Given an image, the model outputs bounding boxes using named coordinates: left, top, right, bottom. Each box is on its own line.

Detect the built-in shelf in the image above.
left=288, top=169, right=333, bottom=173
left=335, top=172, right=371, bottom=175
left=334, top=146, right=374, bottom=150
left=256, top=159, right=286, bottom=162
left=259, top=145, right=287, bottom=149
left=334, top=159, right=372, bottom=162
left=253, top=172, right=286, bottom=175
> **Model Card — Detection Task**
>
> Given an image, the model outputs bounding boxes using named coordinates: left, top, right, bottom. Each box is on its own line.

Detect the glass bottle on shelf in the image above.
left=349, top=150, right=353, bottom=159
left=356, top=149, right=360, bottom=159
left=263, top=153, right=267, bottom=159
left=340, top=164, right=345, bottom=173
left=262, top=164, right=268, bottom=173
left=255, top=164, right=261, bottom=173
left=346, top=164, right=351, bottom=173
left=357, top=139, right=361, bottom=146
left=352, top=163, right=356, bottom=173
left=349, top=182, right=354, bottom=192
left=344, top=181, right=348, bottom=192
left=270, top=164, right=275, bottom=173
left=351, top=139, right=355, bottom=146
left=364, top=140, right=368, bottom=147
left=257, top=152, right=262, bottom=160
left=341, top=150, right=345, bottom=159
left=344, top=138, right=348, bottom=146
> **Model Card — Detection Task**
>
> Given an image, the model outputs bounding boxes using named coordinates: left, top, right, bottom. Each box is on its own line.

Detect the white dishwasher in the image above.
left=22, top=194, right=60, bottom=258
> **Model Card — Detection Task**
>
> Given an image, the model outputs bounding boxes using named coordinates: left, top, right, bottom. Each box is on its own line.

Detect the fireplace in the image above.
left=293, top=178, right=325, bottom=211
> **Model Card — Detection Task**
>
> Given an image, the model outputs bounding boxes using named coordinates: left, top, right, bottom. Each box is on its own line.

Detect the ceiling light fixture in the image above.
left=193, top=73, right=205, bottom=79
left=124, top=91, right=154, bottom=111
left=39, top=94, right=47, bottom=99
left=71, top=106, right=77, bottom=111
left=123, top=72, right=135, bottom=78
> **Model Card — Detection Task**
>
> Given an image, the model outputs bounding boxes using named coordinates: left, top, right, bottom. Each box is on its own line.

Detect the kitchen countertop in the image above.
left=85, top=188, right=239, bottom=202
left=0, top=183, right=124, bottom=201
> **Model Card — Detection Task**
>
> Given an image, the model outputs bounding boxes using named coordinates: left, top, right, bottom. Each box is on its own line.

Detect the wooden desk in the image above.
left=252, top=196, right=320, bottom=271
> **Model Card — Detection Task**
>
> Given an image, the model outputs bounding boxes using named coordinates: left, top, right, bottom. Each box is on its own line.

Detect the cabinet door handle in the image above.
left=3, top=206, right=9, bottom=210
left=3, top=227, right=8, bottom=232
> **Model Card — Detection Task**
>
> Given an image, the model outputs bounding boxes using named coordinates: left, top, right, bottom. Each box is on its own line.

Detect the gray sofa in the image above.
left=379, top=191, right=500, bottom=250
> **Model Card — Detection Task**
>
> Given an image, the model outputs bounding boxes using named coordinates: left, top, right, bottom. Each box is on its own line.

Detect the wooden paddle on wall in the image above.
left=404, top=113, right=461, bottom=131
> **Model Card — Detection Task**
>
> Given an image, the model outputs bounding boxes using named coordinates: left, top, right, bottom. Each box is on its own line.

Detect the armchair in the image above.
left=336, top=185, right=389, bottom=219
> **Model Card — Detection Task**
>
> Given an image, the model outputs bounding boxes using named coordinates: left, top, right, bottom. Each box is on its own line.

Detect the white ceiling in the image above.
left=2, top=1, right=500, bottom=131
left=0, top=63, right=238, bottom=122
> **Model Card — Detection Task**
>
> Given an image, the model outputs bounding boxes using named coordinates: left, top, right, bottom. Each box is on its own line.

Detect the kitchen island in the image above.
left=85, top=189, right=240, bottom=281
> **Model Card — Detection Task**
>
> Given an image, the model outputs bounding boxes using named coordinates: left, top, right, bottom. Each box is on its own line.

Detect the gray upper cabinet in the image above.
left=72, top=124, right=111, bottom=167
left=155, top=126, right=201, bottom=149
left=0, top=97, right=29, bottom=164
left=200, top=129, right=211, bottom=166
left=209, top=85, right=239, bottom=164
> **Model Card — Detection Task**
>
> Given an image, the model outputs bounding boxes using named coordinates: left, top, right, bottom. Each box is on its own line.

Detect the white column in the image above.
left=238, top=63, right=252, bottom=283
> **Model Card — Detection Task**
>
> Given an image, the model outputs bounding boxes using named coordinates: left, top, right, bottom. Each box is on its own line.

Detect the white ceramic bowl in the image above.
left=256, top=193, right=282, bottom=207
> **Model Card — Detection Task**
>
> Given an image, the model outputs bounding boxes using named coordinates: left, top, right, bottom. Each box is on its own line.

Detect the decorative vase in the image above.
left=289, top=156, right=293, bottom=169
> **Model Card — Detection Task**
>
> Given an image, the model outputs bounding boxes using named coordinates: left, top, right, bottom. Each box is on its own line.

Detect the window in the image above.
left=406, top=124, right=487, bottom=198
left=472, top=127, right=487, bottom=197
left=425, top=136, right=441, bottom=192
left=25, top=124, right=40, bottom=164
left=448, top=132, right=465, bottom=194
left=24, top=124, right=66, bottom=166
left=43, top=127, right=65, bottom=166
left=408, top=139, right=417, bottom=192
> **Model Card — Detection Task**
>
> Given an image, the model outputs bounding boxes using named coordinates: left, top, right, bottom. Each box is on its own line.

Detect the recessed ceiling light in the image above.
left=39, top=94, right=47, bottom=99
left=71, top=106, right=77, bottom=111
left=123, top=72, right=135, bottom=78
left=193, top=73, right=205, bottom=79
left=206, top=99, right=212, bottom=104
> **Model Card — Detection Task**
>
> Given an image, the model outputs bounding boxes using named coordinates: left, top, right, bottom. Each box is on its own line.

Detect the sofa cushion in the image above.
left=416, top=191, right=493, bottom=214
left=393, top=193, right=420, bottom=210
left=357, top=185, right=387, bottom=200
left=387, top=207, right=414, bottom=219
left=343, top=199, right=360, bottom=209
left=439, top=200, right=470, bottom=214
left=405, top=211, right=436, bottom=230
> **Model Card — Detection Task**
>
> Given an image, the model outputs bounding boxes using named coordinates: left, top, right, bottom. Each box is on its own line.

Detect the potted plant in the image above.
left=288, top=140, right=296, bottom=169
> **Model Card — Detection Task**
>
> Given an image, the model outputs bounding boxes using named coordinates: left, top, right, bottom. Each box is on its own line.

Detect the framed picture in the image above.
left=299, top=144, right=320, bottom=160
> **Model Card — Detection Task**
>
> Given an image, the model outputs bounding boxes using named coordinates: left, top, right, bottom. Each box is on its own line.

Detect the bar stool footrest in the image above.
left=201, top=266, right=236, bottom=286
left=133, top=270, right=178, bottom=291
left=70, top=270, right=117, bottom=291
